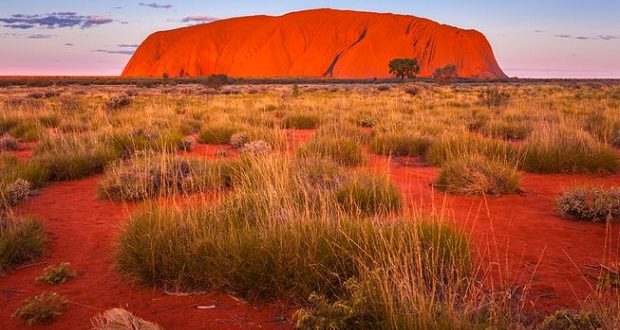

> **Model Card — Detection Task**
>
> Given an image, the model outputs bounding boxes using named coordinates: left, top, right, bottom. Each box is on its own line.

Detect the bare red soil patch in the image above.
left=0, top=176, right=290, bottom=329
left=1, top=142, right=37, bottom=161
left=370, top=155, right=620, bottom=312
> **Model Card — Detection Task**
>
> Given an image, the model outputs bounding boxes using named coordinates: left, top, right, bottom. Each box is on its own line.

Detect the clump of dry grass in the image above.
left=540, top=309, right=603, bottom=330
left=425, top=133, right=518, bottom=166
left=436, top=155, right=521, bottom=195
left=33, top=135, right=120, bottom=181
left=370, top=132, right=432, bottom=157
left=521, top=126, right=618, bottom=174
left=297, top=136, right=364, bottom=166
left=98, top=155, right=239, bottom=201
left=91, top=308, right=162, bottom=330
left=0, top=216, right=46, bottom=273
left=482, top=118, right=532, bottom=140
left=197, top=125, right=239, bottom=144
left=335, top=173, right=402, bottom=215
left=281, top=113, right=322, bottom=129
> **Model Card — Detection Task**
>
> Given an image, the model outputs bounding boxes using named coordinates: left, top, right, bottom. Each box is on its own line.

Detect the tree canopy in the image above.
left=388, top=58, right=420, bottom=80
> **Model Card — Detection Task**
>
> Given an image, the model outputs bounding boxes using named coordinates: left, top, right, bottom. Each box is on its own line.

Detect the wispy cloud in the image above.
left=554, top=33, right=618, bottom=41
left=28, top=34, right=53, bottom=39
left=182, top=16, right=219, bottom=24
left=65, top=43, right=74, bottom=47
left=93, top=49, right=135, bottom=55
left=0, top=12, right=113, bottom=29
left=117, top=44, right=139, bottom=48
left=139, top=2, right=172, bottom=9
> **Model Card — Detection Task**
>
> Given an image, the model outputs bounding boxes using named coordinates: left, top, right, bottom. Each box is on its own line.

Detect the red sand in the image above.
left=2, top=132, right=619, bottom=328
left=371, top=155, right=620, bottom=311
left=122, top=9, right=506, bottom=79
left=1, top=142, right=37, bottom=162
left=0, top=176, right=290, bottom=330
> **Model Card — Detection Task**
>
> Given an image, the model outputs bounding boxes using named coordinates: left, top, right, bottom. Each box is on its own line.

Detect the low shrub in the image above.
left=197, top=125, right=239, bottom=144
left=436, top=155, right=521, bottom=195
left=354, top=115, right=378, bottom=128
left=105, top=95, right=132, bottom=112
left=4, top=178, right=31, bottom=206
left=293, top=279, right=376, bottom=329
left=335, top=174, right=402, bottom=215
left=370, top=133, right=432, bottom=157
left=404, top=86, right=421, bottom=96
left=0, top=216, right=45, bottom=273
left=13, top=292, right=67, bottom=325
left=0, top=134, right=19, bottom=151
left=36, top=262, right=77, bottom=285
left=557, top=186, right=620, bottom=222
left=521, top=127, right=618, bottom=174
left=98, top=156, right=239, bottom=201
left=229, top=132, right=250, bottom=148
left=240, top=140, right=273, bottom=156
left=281, top=114, right=321, bottom=129
left=540, top=310, right=603, bottom=330
left=297, top=137, right=364, bottom=166
left=479, top=88, right=511, bottom=108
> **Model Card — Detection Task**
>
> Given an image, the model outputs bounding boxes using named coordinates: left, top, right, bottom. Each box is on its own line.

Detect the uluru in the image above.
left=122, top=9, right=506, bottom=79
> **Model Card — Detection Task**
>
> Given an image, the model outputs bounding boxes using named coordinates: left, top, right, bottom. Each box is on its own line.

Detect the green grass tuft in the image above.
left=335, top=174, right=402, bottom=215
left=297, top=137, right=364, bottom=166
left=370, top=133, right=432, bottom=157
left=0, top=216, right=45, bottom=274
left=521, top=127, right=618, bottom=174
left=436, top=155, right=521, bottom=195
left=281, top=114, right=321, bottom=129
left=197, top=125, right=239, bottom=144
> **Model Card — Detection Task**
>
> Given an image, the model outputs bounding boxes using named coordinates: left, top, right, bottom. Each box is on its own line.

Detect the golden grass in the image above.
left=1, top=81, right=619, bottom=328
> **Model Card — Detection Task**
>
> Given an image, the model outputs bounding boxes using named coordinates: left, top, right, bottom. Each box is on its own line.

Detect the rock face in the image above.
left=122, top=8, right=506, bottom=79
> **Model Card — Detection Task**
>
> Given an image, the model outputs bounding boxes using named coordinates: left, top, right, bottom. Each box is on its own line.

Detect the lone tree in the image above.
left=388, top=58, right=420, bottom=81
left=432, top=64, right=458, bottom=84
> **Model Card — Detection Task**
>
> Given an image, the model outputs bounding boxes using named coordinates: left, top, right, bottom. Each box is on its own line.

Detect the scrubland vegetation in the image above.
left=1, top=81, right=620, bottom=328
